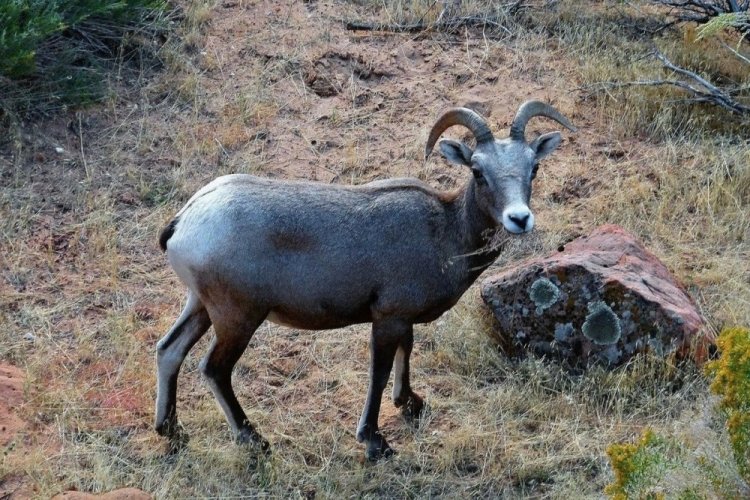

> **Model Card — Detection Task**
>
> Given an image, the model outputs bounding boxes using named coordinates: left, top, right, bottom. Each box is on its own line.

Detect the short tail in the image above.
left=159, top=217, right=179, bottom=252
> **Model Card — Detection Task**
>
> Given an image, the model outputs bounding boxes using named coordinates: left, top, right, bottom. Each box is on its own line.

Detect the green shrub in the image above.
left=706, top=326, right=750, bottom=480
left=0, top=1, right=62, bottom=78
left=0, top=0, right=167, bottom=116
left=696, top=13, right=750, bottom=40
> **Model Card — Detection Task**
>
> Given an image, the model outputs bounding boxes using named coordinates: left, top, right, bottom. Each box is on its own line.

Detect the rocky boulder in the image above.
left=480, top=225, right=711, bottom=368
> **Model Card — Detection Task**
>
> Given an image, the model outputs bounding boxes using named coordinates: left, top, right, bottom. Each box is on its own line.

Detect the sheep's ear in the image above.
left=530, top=132, right=562, bottom=161
left=439, top=139, right=473, bottom=167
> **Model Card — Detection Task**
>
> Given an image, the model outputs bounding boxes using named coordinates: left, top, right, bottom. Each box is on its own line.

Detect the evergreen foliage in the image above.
left=0, top=0, right=167, bottom=115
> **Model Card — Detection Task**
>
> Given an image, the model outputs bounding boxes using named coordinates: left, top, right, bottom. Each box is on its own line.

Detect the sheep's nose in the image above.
left=502, top=205, right=535, bottom=234
left=509, top=213, right=530, bottom=229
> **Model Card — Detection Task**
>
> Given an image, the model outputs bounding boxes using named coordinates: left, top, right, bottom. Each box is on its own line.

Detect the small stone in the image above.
left=23, top=333, right=35, bottom=342
left=54, top=147, right=65, bottom=154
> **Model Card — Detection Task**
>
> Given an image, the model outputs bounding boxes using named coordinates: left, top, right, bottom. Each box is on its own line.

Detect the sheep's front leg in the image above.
left=392, top=327, right=425, bottom=421
left=201, top=312, right=270, bottom=452
left=356, top=319, right=404, bottom=461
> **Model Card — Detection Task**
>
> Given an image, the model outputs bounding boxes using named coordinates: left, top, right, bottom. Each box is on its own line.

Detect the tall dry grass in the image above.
left=1, top=0, right=749, bottom=498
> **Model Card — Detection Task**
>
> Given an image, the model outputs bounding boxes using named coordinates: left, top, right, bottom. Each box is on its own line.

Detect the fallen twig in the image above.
left=720, top=39, right=750, bottom=64
left=344, top=15, right=513, bottom=35
left=652, top=0, right=750, bottom=37
left=581, top=49, right=750, bottom=116
left=653, top=50, right=750, bottom=114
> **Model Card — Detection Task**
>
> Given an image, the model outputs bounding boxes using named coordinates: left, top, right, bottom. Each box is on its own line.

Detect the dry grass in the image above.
left=2, top=0, right=749, bottom=498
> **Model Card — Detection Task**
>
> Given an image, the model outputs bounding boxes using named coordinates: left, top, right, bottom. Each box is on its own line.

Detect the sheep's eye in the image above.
left=472, top=167, right=486, bottom=184
left=530, top=163, right=540, bottom=180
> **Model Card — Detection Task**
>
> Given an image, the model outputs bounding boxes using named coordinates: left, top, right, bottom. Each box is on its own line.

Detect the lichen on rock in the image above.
left=601, top=345, right=622, bottom=364
left=529, top=277, right=560, bottom=314
left=554, top=322, right=574, bottom=342
left=480, top=225, right=710, bottom=369
left=582, top=301, right=621, bottom=345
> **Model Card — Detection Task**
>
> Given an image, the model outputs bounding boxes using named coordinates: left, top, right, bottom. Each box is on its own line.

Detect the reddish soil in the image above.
left=0, top=0, right=636, bottom=495
left=181, top=0, right=586, bottom=188
left=0, top=363, right=25, bottom=448
left=0, top=363, right=33, bottom=499
left=51, top=488, right=151, bottom=500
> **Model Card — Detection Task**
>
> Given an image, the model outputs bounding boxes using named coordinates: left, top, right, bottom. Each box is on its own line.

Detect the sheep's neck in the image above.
left=451, top=179, right=504, bottom=281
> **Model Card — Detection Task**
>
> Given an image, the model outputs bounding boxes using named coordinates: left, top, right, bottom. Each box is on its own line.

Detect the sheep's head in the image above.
left=425, top=101, right=576, bottom=234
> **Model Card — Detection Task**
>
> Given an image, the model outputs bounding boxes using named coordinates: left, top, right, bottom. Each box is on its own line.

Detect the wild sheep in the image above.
left=155, top=101, right=575, bottom=460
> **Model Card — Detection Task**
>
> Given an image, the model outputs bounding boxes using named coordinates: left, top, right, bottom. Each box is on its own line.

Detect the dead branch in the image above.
left=582, top=50, right=750, bottom=116
left=652, top=1, right=750, bottom=36
left=720, top=40, right=750, bottom=63
left=343, top=1, right=528, bottom=36
left=344, top=15, right=513, bottom=36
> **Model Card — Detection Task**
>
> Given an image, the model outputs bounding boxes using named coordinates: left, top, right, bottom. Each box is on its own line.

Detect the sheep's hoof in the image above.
left=236, top=428, right=271, bottom=455
left=155, top=413, right=180, bottom=437
left=357, top=425, right=395, bottom=462
left=167, top=429, right=190, bottom=455
left=396, top=392, right=426, bottom=422
left=156, top=416, right=189, bottom=454
left=365, top=432, right=394, bottom=462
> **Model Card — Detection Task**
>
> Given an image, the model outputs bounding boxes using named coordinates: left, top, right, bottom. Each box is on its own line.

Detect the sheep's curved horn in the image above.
left=424, top=108, right=494, bottom=160
left=509, top=101, right=577, bottom=142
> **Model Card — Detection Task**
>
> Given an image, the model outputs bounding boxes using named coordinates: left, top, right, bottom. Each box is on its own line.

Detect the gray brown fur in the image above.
left=154, top=102, right=575, bottom=460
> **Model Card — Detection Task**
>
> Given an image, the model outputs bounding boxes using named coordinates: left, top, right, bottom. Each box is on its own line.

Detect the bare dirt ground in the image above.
left=1, top=0, right=748, bottom=498
left=0, top=364, right=25, bottom=449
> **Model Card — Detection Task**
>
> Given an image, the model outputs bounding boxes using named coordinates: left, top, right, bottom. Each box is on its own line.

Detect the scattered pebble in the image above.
left=54, top=147, right=65, bottom=154
left=23, top=333, right=36, bottom=342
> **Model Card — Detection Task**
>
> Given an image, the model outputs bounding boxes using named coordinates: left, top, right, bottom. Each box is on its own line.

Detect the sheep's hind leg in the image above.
left=155, top=291, right=212, bottom=444
left=392, top=326, right=426, bottom=421
left=201, top=311, right=269, bottom=452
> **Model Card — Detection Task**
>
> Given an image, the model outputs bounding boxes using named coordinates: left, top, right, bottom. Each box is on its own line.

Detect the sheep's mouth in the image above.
left=485, top=227, right=543, bottom=260
left=480, top=227, right=511, bottom=253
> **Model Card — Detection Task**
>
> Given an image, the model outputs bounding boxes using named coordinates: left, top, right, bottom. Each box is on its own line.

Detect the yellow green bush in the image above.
left=706, top=326, right=750, bottom=480
left=605, top=429, right=667, bottom=500
left=605, top=328, right=750, bottom=498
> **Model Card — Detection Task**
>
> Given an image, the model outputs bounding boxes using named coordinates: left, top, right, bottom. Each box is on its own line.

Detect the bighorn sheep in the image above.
left=155, top=101, right=575, bottom=460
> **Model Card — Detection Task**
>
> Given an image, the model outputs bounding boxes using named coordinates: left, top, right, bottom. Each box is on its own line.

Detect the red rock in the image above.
left=480, top=224, right=712, bottom=368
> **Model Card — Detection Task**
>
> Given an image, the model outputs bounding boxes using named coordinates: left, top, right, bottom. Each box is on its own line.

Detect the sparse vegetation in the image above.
left=654, top=1, right=750, bottom=37
left=605, top=426, right=746, bottom=498
left=0, top=0, right=168, bottom=121
left=707, top=327, right=750, bottom=480
left=1, top=0, right=749, bottom=497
